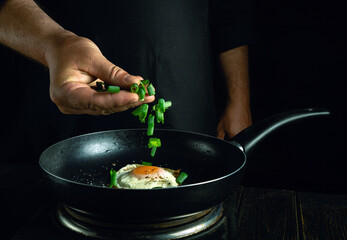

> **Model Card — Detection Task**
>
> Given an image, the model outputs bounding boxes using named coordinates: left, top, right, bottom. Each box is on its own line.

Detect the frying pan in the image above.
left=39, top=108, right=329, bottom=223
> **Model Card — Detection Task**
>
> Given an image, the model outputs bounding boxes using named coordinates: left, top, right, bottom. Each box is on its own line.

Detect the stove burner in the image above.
left=56, top=204, right=225, bottom=239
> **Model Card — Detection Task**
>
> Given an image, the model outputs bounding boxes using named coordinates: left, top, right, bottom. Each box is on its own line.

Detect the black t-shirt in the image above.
left=1, top=0, right=255, bottom=162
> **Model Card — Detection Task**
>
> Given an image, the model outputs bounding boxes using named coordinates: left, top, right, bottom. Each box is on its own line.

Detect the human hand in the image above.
left=45, top=32, right=154, bottom=115
left=217, top=102, right=252, bottom=140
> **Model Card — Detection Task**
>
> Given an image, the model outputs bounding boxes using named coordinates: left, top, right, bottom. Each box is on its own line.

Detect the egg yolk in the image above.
left=131, top=166, right=161, bottom=179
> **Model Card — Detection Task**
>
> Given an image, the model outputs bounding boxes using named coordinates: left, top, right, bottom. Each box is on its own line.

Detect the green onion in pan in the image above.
left=131, top=83, right=139, bottom=93
left=150, top=146, right=157, bottom=157
left=141, top=161, right=152, bottom=166
left=156, top=110, right=164, bottom=124
left=147, top=83, right=155, bottom=96
left=109, top=169, right=117, bottom=188
left=147, top=114, right=155, bottom=136
left=138, top=87, right=146, bottom=101
left=176, top=172, right=188, bottom=185
left=107, top=86, right=120, bottom=93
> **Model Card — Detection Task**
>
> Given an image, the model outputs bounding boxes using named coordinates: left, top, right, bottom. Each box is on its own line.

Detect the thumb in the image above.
left=216, top=122, right=226, bottom=140
left=84, top=53, right=142, bottom=88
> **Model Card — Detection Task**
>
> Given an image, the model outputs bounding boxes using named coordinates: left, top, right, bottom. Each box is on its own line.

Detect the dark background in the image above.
left=0, top=0, right=345, bottom=194
left=246, top=0, right=346, bottom=193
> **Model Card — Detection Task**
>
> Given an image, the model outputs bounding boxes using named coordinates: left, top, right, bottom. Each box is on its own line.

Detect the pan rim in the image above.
left=39, top=128, right=247, bottom=191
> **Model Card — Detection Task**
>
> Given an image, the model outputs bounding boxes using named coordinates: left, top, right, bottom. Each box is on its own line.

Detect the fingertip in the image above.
left=217, top=131, right=225, bottom=140
left=143, top=95, right=155, bottom=103
left=124, top=74, right=143, bottom=84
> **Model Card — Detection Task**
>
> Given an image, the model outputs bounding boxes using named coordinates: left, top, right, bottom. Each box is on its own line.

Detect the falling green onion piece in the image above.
left=147, top=114, right=155, bottom=136
left=131, top=104, right=146, bottom=116
left=150, top=146, right=157, bottom=157
left=156, top=109, right=164, bottom=124
left=176, top=172, right=188, bottom=185
left=158, top=98, right=165, bottom=112
left=147, top=123, right=154, bottom=136
left=141, top=161, right=152, bottom=166
left=164, top=101, right=172, bottom=109
left=138, top=87, right=146, bottom=101
left=109, top=169, right=117, bottom=188
left=108, top=86, right=120, bottom=93
left=148, top=138, right=161, bottom=148
left=132, top=104, right=149, bottom=123
left=141, top=79, right=150, bottom=85
left=139, top=104, right=149, bottom=123
left=147, top=83, right=155, bottom=96
left=131, top=83, right=139, bottom=93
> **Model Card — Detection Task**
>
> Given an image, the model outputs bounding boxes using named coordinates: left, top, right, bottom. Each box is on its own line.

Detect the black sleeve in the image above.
left=210, top=0, right=256, bottom=53
left=0, top=0, right=8, bottom=10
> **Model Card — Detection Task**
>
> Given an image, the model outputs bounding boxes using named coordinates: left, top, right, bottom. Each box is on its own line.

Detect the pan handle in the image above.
left=231, top=107, right=330, bottom=157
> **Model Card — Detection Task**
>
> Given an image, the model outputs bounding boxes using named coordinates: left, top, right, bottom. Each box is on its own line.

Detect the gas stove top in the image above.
left=3, top=164, right=238, bottom=240
left=57, top=203, right=225, bottom=239
left=12, top=201, right=234, bottom=240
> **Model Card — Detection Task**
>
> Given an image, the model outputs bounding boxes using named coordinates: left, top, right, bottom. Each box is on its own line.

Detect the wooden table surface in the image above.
left=231, top=187, right=347, bottom=240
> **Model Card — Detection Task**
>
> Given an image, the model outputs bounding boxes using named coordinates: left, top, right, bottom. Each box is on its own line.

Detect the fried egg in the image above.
left=116, top=164, right=180, bottom=189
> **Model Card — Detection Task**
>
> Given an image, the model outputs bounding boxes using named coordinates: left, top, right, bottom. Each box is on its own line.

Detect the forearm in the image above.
left=219, top=45, right=250, bottom=108
left=0, top=0, right=70, bottom=66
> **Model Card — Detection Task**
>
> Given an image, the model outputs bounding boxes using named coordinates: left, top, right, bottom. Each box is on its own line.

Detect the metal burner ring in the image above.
left=56, top=203, right=225, bottom=239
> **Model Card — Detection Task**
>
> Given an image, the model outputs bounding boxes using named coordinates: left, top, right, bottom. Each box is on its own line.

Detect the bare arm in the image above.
left=217, top=45, right=252, bottom=139
left=0, top=0, right=66, bottom=65
left=0, top=0, right=154, bottom=115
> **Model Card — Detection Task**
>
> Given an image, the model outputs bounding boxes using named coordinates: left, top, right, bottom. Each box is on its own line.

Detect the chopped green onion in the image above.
left=158, top=98, right=165, bottom=112
left=109, top=169, right=117, bottom=188
left=141, top=161, right=152, bottom=166
left=176, top=172, right=188, bottom=185
left=156, top=109, right=164, bottom=124
left=141, top=79, right=150, bottom=85
left=147, top=123, right=154, bottom=136
left=150, top=146, right=157, bottom=157
left=148, top=138, right=161, bottom=148
left=147, top=114, right=155, bottom=136
left=138, top=87, right=146, bottom=101
left=131, top=83, right=139, bottom=93
left=147, top=83, right=155, bottom=96
left=165, top=101, right=172, bottom=109
left=132, top=104, right=149, bottom=123
left=107, top=86, right=120, bottom=93
left=148, top=114, right=155, bottom=127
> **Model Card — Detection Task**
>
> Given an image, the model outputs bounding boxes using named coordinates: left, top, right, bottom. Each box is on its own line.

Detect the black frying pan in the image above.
left=39, top=108, right=329, bottom=222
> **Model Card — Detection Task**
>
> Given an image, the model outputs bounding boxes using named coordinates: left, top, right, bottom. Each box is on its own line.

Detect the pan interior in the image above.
left=39, top=129, right=245, bottom=188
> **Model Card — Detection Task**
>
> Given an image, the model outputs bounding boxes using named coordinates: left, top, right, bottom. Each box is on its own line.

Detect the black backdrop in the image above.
left=245, top=0, right=346, bottom=193
left=0, top=0, right=345, bottom=193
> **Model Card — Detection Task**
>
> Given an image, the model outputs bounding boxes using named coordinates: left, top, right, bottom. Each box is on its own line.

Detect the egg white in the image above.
left=116, top=164, right=179, bottom=189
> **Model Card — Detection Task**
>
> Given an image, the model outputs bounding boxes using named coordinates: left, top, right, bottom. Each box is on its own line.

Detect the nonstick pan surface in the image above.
left=39, top=108, right=329, bottom=222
